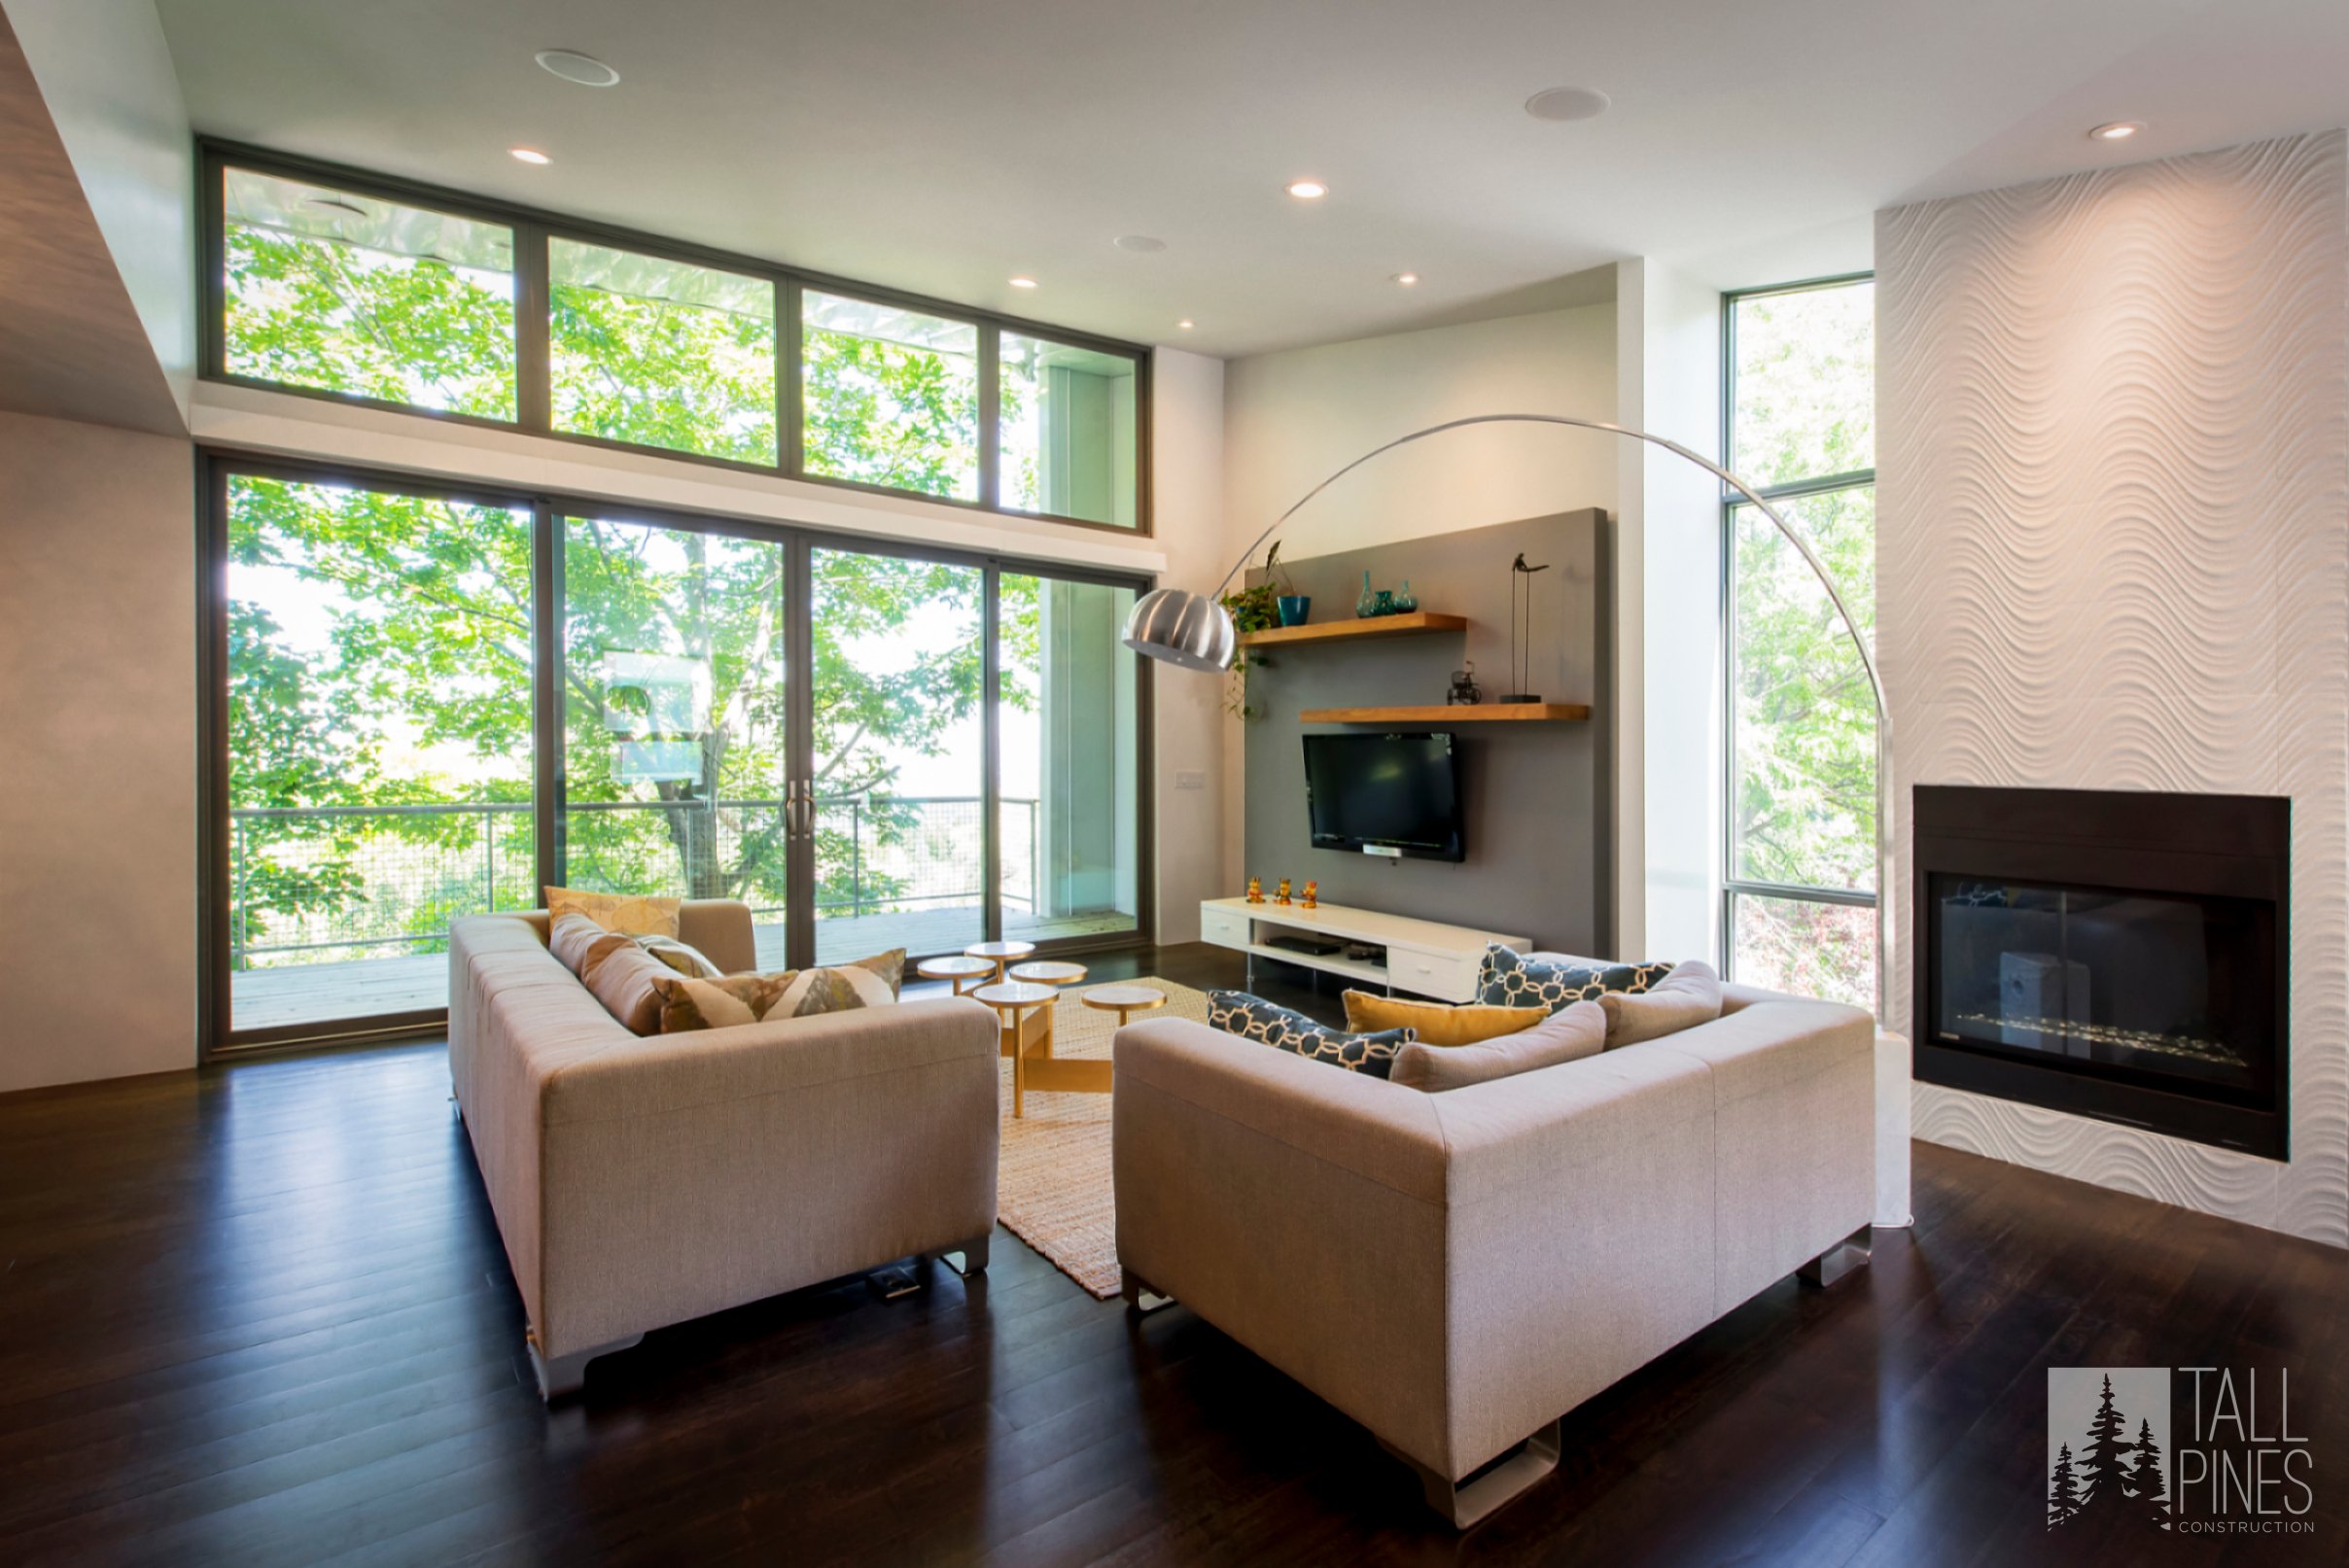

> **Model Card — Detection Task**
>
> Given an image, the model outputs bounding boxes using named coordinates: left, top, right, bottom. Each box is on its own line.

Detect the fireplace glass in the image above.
left=1927, top=876, right=2273, bottom=1103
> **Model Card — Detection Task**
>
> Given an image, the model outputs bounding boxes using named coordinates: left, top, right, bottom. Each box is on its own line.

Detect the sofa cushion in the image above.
left=581, top=941, right=674, bottom=1035
left=1475, top=944, right=1672, bottom=1012
left=632, top=932, right=725, bottom=979
left=652, top=950, right=907, bottom=1032
left=1598, top=959, right=1724, bottom=1048
left=1340, top=990, right=1549, bottom=1046
left=1207, top=990, right=1413, bottom=1078
left=1391, top=1000, right=1607, bottom=1092
left=544, top=886, right=683, bottom=938
left=548, top=910, right=631, bottom=980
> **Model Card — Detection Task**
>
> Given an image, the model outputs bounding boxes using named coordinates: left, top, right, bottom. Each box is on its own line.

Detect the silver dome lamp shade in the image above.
left=1121, top=586, right=1237, bottom=672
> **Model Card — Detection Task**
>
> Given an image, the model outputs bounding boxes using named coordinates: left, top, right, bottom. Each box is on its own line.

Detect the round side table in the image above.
left=917, top=955, right=997, bottom=996
left=1080, top=984, right=1168, bottom=1030
left=1008, top=960, right=1088, bottom=987
left=964, top=940, right=1037, bottom=984
left=972, top=980, right=1059, bottom=1117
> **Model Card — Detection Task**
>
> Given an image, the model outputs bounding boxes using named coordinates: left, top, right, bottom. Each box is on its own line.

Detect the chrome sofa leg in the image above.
left=1120, top=1267, right=1174, bottom=1315
left=528, top=1328, right=644, bottom=1403
left=1383, top=1420, right=1563, bottom=1529
left=1797, top=1224, right=1874, bottom=1288
left=937, top=1234, right=991, bottom=1277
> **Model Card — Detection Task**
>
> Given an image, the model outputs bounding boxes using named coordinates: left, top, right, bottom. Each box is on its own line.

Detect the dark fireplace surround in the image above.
left=1913, top=785, right=2289, bottom=1161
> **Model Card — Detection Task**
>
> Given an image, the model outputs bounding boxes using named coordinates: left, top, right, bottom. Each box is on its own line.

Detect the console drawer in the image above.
left=1388, top=946, right=1474, bottom=1003
left=1201, top=904, right=1252, bottom=949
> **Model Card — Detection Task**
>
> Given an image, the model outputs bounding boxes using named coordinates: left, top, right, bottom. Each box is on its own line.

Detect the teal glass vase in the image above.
left=1355, top=570, right=1378, bottom=618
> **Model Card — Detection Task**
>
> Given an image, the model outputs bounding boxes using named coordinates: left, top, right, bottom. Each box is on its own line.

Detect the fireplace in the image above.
left=1912, top=786, right=2288, bottom=1160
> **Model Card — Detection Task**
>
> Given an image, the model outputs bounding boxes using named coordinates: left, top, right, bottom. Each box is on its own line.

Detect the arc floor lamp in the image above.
left=1123, top=412, right=1908, bottom=1224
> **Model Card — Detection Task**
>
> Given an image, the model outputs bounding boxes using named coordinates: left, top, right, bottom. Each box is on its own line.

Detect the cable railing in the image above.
left=229, top=794, right=1038, bottom=969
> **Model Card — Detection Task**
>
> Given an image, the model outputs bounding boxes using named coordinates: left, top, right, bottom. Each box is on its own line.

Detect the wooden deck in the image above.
left=230, top=907, right=1136, bottom=1032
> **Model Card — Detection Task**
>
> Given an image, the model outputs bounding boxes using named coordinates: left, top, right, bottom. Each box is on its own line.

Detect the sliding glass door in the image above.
left=224, top=473, right=536, bottom=1037
left=559, top=516, right=793, bottom=969
left=997, top=573, right=1141, bottom=943
left=808, top=545, right=987, bottom=964
left=211, top=461, right=1148, bottom=1050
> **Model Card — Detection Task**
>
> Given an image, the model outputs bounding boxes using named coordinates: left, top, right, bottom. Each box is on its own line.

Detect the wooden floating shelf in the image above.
left=1236, top=611, right=1467, bottom=647
left=1299, top=702, right=1592, bottom=724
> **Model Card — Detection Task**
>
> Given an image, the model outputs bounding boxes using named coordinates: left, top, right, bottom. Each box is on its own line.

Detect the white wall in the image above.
left=0, top=410, right=197, bottom=1092
left=1879, top=130, right=2349, bottom=1246
left=1218, top=303, right=1619, bottom=923
left=1616, top=260, right=1725, bottom=966
left=1147, top=347, right=1227, bottom=944
left=3, top=0, right=195, bottom=416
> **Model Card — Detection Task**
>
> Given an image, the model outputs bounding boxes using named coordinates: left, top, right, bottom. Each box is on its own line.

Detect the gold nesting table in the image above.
left=971, top=958, right=1096, bottom=1117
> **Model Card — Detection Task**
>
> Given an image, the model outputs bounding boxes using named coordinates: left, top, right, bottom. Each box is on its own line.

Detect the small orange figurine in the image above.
left=1245, top=875, right=1264, bottom=904
left=1301, top=880, right=1318, bottom=909
left=1275, top=878, right=1293, bottom=905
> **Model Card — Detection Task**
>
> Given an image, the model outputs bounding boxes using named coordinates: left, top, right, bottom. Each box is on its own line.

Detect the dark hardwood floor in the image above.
left=2, top=944, right=2343, bottom=1566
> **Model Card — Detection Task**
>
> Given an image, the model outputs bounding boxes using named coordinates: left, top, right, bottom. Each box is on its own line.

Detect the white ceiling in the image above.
left=151, top=0, right=2349, bottom=359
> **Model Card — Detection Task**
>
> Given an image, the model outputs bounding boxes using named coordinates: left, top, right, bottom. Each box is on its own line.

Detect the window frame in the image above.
left=1718, top=271, right=1876, bottom=993
left=197, top=448, right=1158, bottom=1059
left=198, top=140, right=1153, bottom=536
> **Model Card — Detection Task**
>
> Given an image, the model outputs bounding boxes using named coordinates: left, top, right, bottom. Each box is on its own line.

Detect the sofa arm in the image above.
left=533, top=997, right=1000, bottom=1357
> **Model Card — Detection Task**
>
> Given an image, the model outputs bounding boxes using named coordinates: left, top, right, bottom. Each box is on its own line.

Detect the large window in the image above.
left=222, top=169, right=517, bottom=419
left=550, top=241, right=779, bottom=465
left=211, top=463, right=1149, bottom=1047
left=1722, top=276, right=1876, bottom=1009
left=207, top=149, right=1144, bottom=529
left=225, top=474, right=536, bottom=1035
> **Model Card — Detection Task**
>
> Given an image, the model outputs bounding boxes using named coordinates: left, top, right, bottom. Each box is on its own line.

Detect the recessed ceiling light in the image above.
left=1113, top=234, right=1167, bottom=253
left=1525, top=87, right=1611, bottom=122
left=2088, top=121, right=2144, bottom=141
left=1392, top=271, right=1420, bottom=286
left=1177, top=319, right=1195, bottom=331
left=509, top=147, right=552, bottom=165
left=1285, top=178, right=1328, bottom=200
left=1009, top=276, right=1038, bottom=289
left=535, top=49, right=620, bottom=87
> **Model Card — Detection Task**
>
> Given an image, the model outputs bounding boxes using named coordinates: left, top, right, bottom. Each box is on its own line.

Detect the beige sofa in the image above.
left=448, top=901, right=1000, bottom=1399
left=1111, top=982, right=1874, bottom=1525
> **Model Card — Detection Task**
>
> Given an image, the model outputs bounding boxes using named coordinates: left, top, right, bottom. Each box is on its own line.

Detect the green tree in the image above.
left=224, top=220, right=1035, bottom=960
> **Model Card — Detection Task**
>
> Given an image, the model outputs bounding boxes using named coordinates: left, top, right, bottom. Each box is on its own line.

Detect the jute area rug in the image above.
left=995, top=976, right=1211, bottom=1299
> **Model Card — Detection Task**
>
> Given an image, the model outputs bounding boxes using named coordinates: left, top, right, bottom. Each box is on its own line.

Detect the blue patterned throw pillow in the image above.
left=1475, top=945, right=1673, bottom=1012
left=1206, top=991, right=1413, bottom=1078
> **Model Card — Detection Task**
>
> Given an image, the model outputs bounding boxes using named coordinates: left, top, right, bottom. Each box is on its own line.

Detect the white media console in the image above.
left=1199, top=896, right=1527, bottom=1004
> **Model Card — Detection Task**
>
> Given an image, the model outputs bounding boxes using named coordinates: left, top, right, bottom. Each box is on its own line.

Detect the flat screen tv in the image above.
left=1303, top=732, right=1464, bottom=862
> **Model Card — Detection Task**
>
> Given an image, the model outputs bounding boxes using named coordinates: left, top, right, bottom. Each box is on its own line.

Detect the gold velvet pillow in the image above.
left=1341, top=990, right=1551, bottom=1047
left=652, top=949, right=907, bottom=1033
left=544, top=886, right=682, bottom=938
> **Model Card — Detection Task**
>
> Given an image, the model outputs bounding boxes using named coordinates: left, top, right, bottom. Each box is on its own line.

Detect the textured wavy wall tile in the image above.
left=1879, top=129, right=2348, bottom=1247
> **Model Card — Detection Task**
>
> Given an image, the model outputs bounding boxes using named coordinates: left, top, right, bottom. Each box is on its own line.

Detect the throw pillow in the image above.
left=548, top=910, right=631, bottom=981
left=1392, top=1000, right=1606, bottom=1092
left=1475, top=944, right=1673, bottom=1012
left=631, top=932, right=725, bottom=980
left=581, top=941, right=675, bottom=1035
left=1206, top=990, right=1412, bottom=1078
left=544, top=886, right=683, bottom=939
left=1341, top=990, right=1549, bottom=1046
left=1597, top=959, right=1724, bottom=1048
left=652, top=949, right=907, bottom=1032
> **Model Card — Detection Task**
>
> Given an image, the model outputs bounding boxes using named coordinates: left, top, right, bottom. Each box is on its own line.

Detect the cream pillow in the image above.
left=544, top=886, right=682, bottom=938
left=1341, top=990, right=1549, bottom=1047
left=1391, top=1000, right=1605, bottom=1092
left=1597, top=959, right=1723, bottom=1048
left=652, top=949, right=906, bottom=1033
left=631, top=932, right=724, bottom=979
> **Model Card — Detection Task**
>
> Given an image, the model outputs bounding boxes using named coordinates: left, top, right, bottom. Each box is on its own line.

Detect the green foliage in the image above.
left=802, top=327, right=979, bottom=499
left=223, top=225, right=1039, bottom=962
left=1219, top=578, right=1281, bottom=718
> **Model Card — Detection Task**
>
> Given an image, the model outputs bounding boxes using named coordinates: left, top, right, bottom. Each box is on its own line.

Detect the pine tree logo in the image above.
left=2047, top=1369, right=2171, bottom=1533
